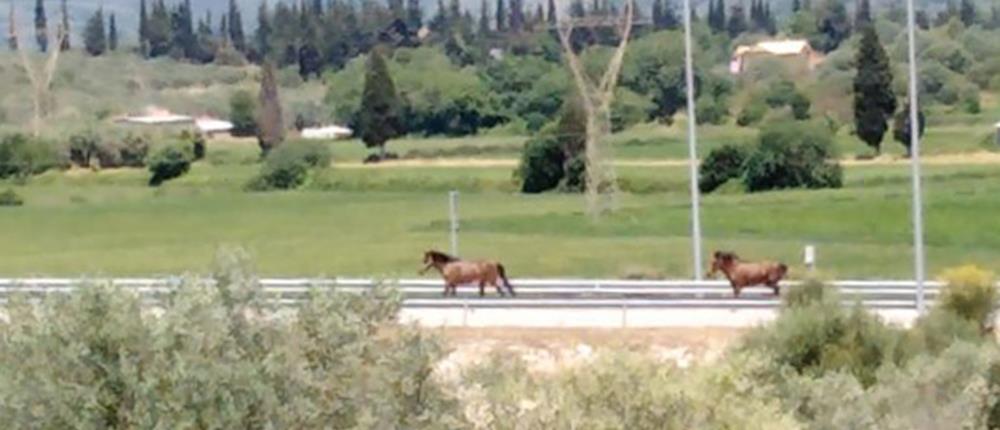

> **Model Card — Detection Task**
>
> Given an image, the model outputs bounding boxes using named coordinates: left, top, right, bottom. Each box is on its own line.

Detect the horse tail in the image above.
left=497, top=263, right=515, bottom=296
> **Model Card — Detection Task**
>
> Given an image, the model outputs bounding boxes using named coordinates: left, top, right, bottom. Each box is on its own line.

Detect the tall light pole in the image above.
left=682, top=0, right=703, bottom=280
left=906, top=0, right=926, bottom=313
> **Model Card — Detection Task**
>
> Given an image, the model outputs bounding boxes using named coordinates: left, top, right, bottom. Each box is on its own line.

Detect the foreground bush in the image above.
left=147, top=145, right=193, bottom=186
left=0, top=250, right=464, bottom=429
left=246, top=141, right=332, bottom=191
left=939, top=265, right=997, bottom=329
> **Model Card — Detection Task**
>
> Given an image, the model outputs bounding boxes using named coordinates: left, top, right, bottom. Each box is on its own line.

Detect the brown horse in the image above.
left=420, top=250, right=516, bottom=297
left=707, top=251, right=788, bottom=297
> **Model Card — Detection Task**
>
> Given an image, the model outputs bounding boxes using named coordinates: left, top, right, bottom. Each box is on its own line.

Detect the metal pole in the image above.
left=449, top=190, right=459, bottom=256
left=682, top=0, right=703, bottom=280
left=905, top=0, right=926, bottom=313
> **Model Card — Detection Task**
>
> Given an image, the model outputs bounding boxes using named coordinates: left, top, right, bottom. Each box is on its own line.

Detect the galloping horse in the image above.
left=420, top=250, right=516, bottom=297
left=707, top=251, right=788, bottom=297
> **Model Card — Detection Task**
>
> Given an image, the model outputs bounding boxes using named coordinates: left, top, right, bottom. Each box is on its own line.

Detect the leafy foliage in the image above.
left=246, top=141, right=331, bottom=191
left=0, top=249, right=465, bottom=429
left=699, top=143, right=749, bottom=194
left=938, top=265, right=997, bottom=330
left=743, top=121, right=843, bottom=192
left=147, top=144, right=192, bottom=186
left=0, top=134, right=63, bottom=180
left=0, top=188, right=24, bottom=206
left=229, top=90, right=258, bottom=137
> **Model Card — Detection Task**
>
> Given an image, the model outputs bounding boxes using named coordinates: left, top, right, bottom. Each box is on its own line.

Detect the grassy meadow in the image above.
left=3, top=142, right=999, bottom=279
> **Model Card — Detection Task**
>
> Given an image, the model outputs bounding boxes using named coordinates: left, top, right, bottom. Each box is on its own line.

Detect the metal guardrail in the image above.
left=0, top=277, right=960, bottom=310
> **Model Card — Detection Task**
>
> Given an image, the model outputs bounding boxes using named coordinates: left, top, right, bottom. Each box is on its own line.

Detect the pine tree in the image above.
left=855, top=0, right=871, bottom=26
left=853, top=25, right=895, bottom=154
left=358, top=47, right=402, bottom=159
left=8, top=2, right=18, bottom=51
left=959, top=0, right=976, bottom=26
left=407, top=0, right=422, bottom=29
left=510, top=0, right=524, bottom=31
left=727, top=2, right=746, bottom=37
left=109, top=13, right=118, bottom=51
left=547, top=0, right=556, bottom=24
left=256, top=1, right=272, bottom=59
left=34, top=0, right=47, bottom=52
left=59, top=0, right=69, bottom=50
left=569, top=0, right=584, bottom=17
left=229, top=0, right=246, bottom=52
left=257, top=62, right=285, bottom=155
left=816, top=0, right=851, bottom=52
left=793, top=0, right=801, bottom=12
left=893, top=103, right=925, bottom=157
left=84, top=7, right=107, bottom=56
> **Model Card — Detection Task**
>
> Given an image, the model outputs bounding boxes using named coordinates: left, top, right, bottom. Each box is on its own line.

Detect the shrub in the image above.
left=0, top=250, right=464, bottom=429
left=736, top=101, right=767, bottom=127
left=517, top=134, right=564, bottom=193
left=0, top=188, right=24, bottom=206
left=229, top=90, right=258, bottom=137
left=699, top=143, right=750, bottom=194
left=246, top=142, right=332, bottom=191
left=790, top=93, right=812, bottom=120
left=147, top=145, right=193, bottom=186
left=741, top=281, right=906, bottom=387
left=764, top=80, right=798, bottom=108
left=938, top=265, right=997, bottom=330
left=743, top=121, right=843, bottom=192
left=0, top=134, right=63, bottom=180
left=68, top=132, right=100, bottom=167
left=695, top=95, right=728, bottom=125
left=119, top=134, right=150, bottom=167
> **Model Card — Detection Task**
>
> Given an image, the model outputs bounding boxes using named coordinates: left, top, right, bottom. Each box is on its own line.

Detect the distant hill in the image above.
left=0, top=0, right=975, bottom=51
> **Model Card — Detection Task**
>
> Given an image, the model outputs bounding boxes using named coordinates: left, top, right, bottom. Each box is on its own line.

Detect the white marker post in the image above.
left=682, top=0, right=703, bottom=280
left=905, top=0, right=927, bottom=314
left=804, top=245, right=816, bottom=272
left=449, top=191, right=459, bottom=256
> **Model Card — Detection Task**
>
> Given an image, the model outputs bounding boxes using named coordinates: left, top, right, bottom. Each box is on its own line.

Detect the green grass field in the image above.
left=2, top=156, right=998, bottom=279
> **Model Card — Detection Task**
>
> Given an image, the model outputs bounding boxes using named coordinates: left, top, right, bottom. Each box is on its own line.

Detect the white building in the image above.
left=730, top=39, right=824, bottom=75
left=301, top=125, right=353, bottom=140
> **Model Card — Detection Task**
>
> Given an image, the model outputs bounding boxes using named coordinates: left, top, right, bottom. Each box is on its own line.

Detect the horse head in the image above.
left=707, top=251, right=739, bottom=278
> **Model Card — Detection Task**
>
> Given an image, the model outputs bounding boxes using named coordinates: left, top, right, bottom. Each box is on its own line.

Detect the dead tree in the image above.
left=17, top=22, right=66, bottom=137
left=557, top=0, right=633, bottom=217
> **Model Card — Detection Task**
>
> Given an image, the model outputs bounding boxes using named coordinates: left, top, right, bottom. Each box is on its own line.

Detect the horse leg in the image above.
left=493, top=281, right=505, bottom=297
left=732, top=284, right=742, bottom=298
left=479, top=281, right=485, bottom=297
left=769, top=282, right=781, bottom=296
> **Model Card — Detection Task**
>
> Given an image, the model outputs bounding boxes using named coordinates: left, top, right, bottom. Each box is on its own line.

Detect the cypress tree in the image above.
left=547, top=0, right=556, bottom=24
left=652, top=0, right=664, bottom=29
left=84, top=7, right=107, bottom=56
left=139, top=0, right=149, bottom=53
left=407, top=0, right=423, bottom=29
left=108, top=13, right=118, bottom=51
left=855, top=0, right=871, bottom=26
left=793, top=0, right=801, bottom=12
left=496, top=0, right=506, bottom=31
left=8, top=2, right=18, bottom=51
left=59, top=0, right=69, bottom=50
left=358, top=47, right=403, bottom=160
left=816, top=0, right=851, bottom=52
left=727, top=2, right=746, bottom=37
left=34, top=0, right=47, bottom=52
left=147, top=0, right=171, bottom=57
left=479, top=0, right=490, bottom=34
left=510, top=0, right=524, bottom=31
left=228, top=0, right=246, bottom=52
left=959, top=0, right=976, bottom=26
left=853, top=25, right=896, bottom=154
left=257, top=62, right=285, bottom=155
left=256, top=1, right=272, bottom=59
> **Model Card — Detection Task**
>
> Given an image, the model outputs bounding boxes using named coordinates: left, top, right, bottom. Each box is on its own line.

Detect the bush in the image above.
left=736, top=101, right=767, bottom=127
left=741, top=282, right=906, bottom=387
left=695, top=95, right=728, bottom=125
left=790, top=93, right=812, bottom=120
left=764, top=80, right=798, bottom=108
left=68, top=132, right=100, bottom=167
left=0, top=188, right=24, bottom=206
left=229, top=90, right=258, bottom=137
left=119, top=134, right=150, bottom=167
left=517, top=134, right=565, bottom=193
left=743, top=121, right=843, bottom=192
left=699, top=143, right=750, bottom=193
left=938, top=265, right=997, bottom=330
left=247, top=142, right=332, bottom=191
left=0, top=134, right=63, bottom=180
left=70, top=132, right=149, bottom=169
left=0, top=250, right=463, bottom=429
left=147, top=145, right=193, bottom=186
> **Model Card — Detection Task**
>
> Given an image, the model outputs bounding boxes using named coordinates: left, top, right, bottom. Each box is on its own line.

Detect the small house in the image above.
left=730, top=39, right=823, bottom=75
left=301, top=125, right=353, bottom=140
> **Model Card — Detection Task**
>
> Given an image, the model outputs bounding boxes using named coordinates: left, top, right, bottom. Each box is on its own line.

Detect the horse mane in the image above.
left=427, top=250, right=459, bottom=263
left=715, top=251, right=740, bottom=261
